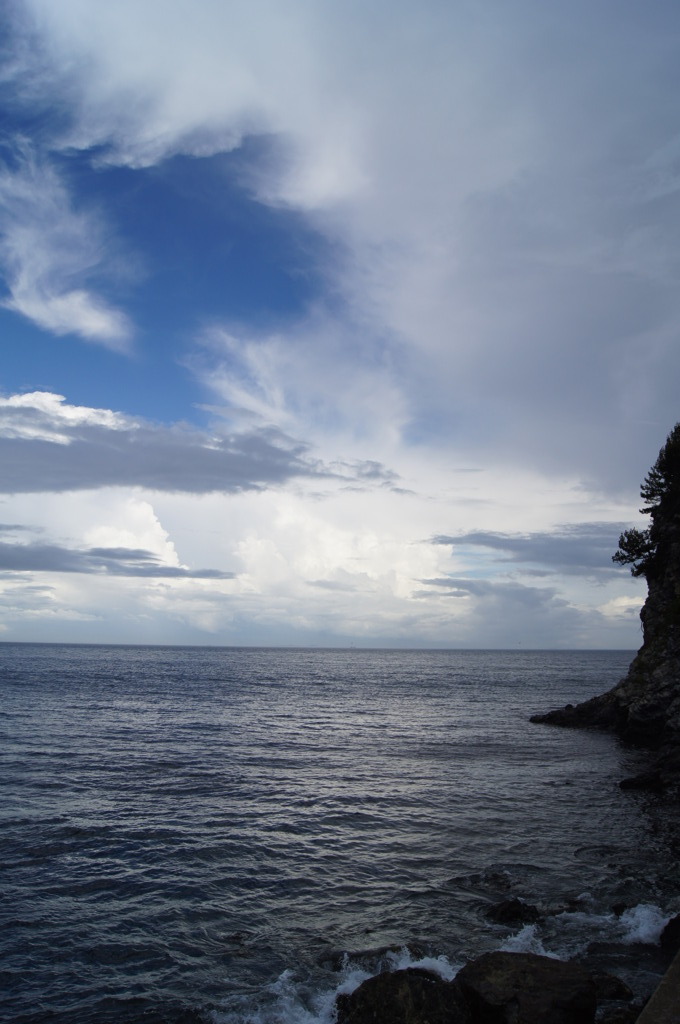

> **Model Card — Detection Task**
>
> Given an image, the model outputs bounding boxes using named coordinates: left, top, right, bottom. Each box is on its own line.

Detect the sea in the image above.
left=2, top=644, right=679, bottom=1024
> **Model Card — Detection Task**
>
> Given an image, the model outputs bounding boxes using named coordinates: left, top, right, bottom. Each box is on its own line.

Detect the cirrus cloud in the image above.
left=0, top=143, right=132, bottom=346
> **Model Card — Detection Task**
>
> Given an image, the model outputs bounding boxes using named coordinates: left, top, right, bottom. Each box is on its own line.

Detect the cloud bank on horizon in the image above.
left=0, top=0, right=677, bottom=646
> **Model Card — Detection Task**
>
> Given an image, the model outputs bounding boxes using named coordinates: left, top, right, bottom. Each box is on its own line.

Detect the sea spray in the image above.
left=618, top=904, right=670, bottom=945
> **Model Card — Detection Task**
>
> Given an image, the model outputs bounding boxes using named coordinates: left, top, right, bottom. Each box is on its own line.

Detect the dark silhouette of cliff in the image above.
left=531, top=424, right=680, bottom=791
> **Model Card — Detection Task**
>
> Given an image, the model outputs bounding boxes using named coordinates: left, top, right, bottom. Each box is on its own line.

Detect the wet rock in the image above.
left=592, top=972, right=634, bottom=1002
left=597, top=1006, right=643, bottom=1024
left=485, top=898, right=540, bottom=925
left=530, top=691, right=619, bottom=732
left=455, top=951, right=597, bottom=1024
left=660, top=913, right=680, bottom=952
left=619, top=769, right=664, bottom=792
left=336, top=967, right=470, bottom=1024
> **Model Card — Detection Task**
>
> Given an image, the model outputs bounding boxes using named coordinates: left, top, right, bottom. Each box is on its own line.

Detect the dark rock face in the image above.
left=335, top=967, right=471, bottom=1024
left=619, top=768, right=664, bottom=791
left=529, top=693, right=618, bottom=732
left=660, top=913, right=680, bottom=953
left=455, top=951, right=597, bottom=1024
left=530, top=592, right=680, bottom=788
left=530, top=428, right=680, bottom=791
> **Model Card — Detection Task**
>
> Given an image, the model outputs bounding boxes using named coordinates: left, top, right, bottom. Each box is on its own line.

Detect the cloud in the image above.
left=0, top=143, right=132, bottom=346
left=431, top=523, right=629, bottom=578
left=0, top=390, right=401, bottom=495
left=0, top=391, right=331, bottom=494
left=416, top=575, right=564, bottom=607
left=412, top=573, right=598, bottom=648
left=0, top=2, right=673, bottom=647
left=194, top=320, right=409, bottom=452
left=3, top=1, right=680, bottom=492
left=307, top=578, right=359, bottom=592
left=0, top=390, right=128, bottom=440
left=0, top=539, right=232, bottom=578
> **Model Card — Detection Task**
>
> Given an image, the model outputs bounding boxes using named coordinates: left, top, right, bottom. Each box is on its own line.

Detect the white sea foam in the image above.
left=210, top=968, right=343, bottom=1024
left=499, top=924, right=558, bottom=958
left=333, top=960, right=374, bottom=997
left=497, top=901, right=672, bottom=964
left=384, top=947, right=462, bottom=981
left=210, top=948, right=462, bottom=1024
left=618, top=903, right=670, bottom=945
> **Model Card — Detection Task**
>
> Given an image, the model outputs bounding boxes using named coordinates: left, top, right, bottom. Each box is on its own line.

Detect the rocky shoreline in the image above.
left=530, top=424, right=680, bottom=798
left=332, top=945, right=678, bottom=1024
left=336, top=430, right=680, bottom=1023
left=328, top=901, right=680, bottom=1024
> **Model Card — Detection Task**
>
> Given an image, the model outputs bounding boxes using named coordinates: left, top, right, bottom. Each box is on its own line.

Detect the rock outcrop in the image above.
left=455, top=951, right=597, bottom=1024
left=336, top=954, right=600, bottom=1024
left=531, top=424, right=680, bottom=792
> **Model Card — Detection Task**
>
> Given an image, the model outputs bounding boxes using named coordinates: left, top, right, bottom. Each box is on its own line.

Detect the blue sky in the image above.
left=1, top=0, right=679, bottom=646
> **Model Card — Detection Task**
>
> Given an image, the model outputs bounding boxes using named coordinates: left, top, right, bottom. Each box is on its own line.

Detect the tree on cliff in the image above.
left=612, top=423, right=680, bottom=580
left=533, top=422, right=680, bottom=764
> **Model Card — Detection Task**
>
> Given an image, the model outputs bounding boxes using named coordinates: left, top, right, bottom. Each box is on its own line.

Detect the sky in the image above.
left=0, top=0, right=678, bottom=648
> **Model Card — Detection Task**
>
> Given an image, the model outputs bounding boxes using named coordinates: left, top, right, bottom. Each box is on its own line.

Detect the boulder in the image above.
left=455, top=951, right=597, bottom=1024
left=336, top=967, right=471, bottom=1024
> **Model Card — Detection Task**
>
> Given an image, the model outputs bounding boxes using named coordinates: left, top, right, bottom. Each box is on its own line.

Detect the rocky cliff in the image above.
left=531, top=424, right=680, bottom=793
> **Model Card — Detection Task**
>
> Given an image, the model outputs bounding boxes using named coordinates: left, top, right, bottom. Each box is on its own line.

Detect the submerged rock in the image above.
left=455, top=951, right=597, bottom=1024
left=485, top=898, right=540, bottom=925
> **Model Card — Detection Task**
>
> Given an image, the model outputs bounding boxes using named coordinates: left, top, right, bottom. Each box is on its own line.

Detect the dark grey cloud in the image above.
left=0, top=420, right=318, bottom=494
left=0, top=397, right=404, bottom=495
left=0, top=541, right=233, bottom=578
left=415, top=576, right=564, bottom=609
left=3, top=420, right=308, bottom=498
left=431, top=523, right=629, bottom=578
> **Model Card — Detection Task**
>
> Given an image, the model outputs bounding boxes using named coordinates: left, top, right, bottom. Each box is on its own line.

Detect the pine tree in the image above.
left=613, top=423, right=680, bottom=579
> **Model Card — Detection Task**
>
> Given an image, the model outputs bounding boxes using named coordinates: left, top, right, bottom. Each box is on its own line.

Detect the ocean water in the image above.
left=1, top=644, right=678, bottom=1023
